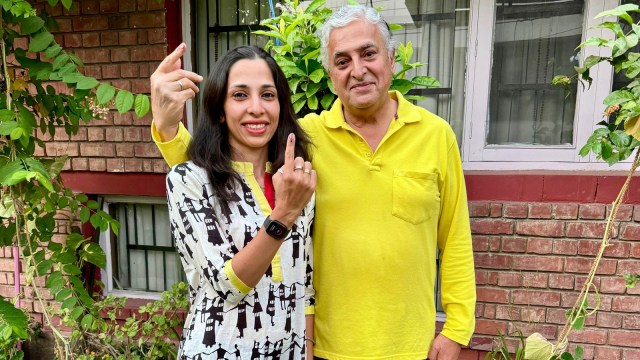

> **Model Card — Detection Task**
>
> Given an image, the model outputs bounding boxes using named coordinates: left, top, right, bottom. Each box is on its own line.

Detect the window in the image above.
left=100, top=196, right=185, bottom=299
left=463, top=0, right=621, bottom=169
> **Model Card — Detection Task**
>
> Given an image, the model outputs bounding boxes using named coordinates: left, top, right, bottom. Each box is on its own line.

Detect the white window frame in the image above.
left=461, top=0, right=633, bottom=171
left=99, top=196, right=172, bottom=300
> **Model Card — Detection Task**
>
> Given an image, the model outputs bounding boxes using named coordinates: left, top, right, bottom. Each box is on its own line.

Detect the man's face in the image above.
left=327, top=18, right=395, bottom=113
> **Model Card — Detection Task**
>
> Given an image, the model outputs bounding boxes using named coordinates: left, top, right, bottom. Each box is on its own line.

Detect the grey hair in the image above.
left=318, top=5, right=395, bottom=70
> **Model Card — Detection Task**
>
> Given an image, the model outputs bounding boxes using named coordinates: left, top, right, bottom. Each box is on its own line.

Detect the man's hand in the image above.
left=150, top=43, right=203, bottom=141
left=427, top=334, right=462, bottom=360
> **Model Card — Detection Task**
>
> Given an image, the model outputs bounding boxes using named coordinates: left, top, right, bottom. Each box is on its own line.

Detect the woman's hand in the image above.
left=150, top=43, right=203, bottom=141
left=271, top=133, right=316, bottom=227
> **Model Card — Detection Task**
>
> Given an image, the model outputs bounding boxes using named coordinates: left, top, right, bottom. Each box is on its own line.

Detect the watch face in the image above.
left=267, top=222, right=287, bottom=238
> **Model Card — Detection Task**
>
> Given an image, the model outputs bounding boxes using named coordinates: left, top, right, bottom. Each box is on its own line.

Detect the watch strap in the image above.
left=263, top=216, right=290, bottom=240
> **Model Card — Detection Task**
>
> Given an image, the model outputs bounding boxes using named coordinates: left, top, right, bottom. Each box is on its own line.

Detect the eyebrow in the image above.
left=333, top=42, right=377, bottom=59
left=228, top=84, right=276, bottom=89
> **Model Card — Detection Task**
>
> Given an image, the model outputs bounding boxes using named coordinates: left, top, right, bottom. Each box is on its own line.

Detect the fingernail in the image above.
left=289, top=133, right=295, bottom=142
left=178, top=43, right=185, bottom=51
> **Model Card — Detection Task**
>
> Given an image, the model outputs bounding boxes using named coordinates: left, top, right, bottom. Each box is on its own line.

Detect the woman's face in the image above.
left=223, top=58, right=280, bottom=160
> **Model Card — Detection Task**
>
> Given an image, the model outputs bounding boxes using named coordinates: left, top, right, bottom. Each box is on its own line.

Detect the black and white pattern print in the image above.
left=166, top=161, right=315, bottom=359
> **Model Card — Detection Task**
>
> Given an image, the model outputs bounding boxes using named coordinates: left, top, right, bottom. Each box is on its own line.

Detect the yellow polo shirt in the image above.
left=152, top=91, right=476, bottom=359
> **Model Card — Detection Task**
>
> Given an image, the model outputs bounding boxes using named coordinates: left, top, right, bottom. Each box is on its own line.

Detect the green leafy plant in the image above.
left=484, top=330, right=526, bottom=360
left=253, top=0, right=440, bottom=116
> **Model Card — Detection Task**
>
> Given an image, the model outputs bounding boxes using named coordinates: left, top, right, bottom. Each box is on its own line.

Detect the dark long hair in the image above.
left=189, top=45, right=311, bottom=204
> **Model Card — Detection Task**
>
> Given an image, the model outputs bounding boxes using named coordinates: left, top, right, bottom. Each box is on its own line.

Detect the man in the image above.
left=151, top=5, right=475, bottom=359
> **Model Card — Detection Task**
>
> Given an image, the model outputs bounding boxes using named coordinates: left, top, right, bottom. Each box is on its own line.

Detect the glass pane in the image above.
left=108, top=202, right=185, bottom=293
left=488, top=0, right=584, bottom=145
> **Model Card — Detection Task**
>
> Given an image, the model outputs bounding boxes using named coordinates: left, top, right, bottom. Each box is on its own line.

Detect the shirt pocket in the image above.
left=392, top=170, right=440, bottom=224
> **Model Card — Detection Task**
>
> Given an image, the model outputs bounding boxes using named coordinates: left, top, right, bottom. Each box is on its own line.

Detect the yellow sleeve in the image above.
left=151, top=121, right=193, bottom=167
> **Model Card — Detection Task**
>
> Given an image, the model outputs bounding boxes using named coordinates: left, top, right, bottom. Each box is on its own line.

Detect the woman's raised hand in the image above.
left=150, top=43, right=203, bottom=141
left=271, top=134, right=316, bottom=227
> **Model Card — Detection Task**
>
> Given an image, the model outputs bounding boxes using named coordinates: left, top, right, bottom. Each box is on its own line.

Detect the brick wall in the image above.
left=469, top=201, right=640, bottom=360
left=32, top=0, right=169, bottom=174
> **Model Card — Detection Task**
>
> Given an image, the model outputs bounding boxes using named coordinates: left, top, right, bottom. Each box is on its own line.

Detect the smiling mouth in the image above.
left=245, top=123, right=267, bottom=130
left=351, top=83, right=372, bottom=90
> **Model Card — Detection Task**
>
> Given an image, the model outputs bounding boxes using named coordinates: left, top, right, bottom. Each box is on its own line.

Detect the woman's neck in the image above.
left=232, top=148, right=268, bottom=191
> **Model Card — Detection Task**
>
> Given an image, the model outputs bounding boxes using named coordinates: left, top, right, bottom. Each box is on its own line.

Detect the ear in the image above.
left=389, top=48, right=396, bottom=68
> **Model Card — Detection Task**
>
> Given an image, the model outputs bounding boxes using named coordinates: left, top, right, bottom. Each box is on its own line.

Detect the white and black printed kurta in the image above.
left=166, top=161, right=315, bottom=360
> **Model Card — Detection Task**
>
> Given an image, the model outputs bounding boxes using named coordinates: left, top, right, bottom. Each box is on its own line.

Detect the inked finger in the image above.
left=157, top=43, right=186, bottom=73
left=284, top=133, right=295, bottom=172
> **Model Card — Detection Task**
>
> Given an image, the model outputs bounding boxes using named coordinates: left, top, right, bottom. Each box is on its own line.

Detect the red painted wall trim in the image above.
left=62, top=172, right=166, bottom=197
left=165, top=0, right=182, bottom=52
left=465, top=174, right=640, bottom=204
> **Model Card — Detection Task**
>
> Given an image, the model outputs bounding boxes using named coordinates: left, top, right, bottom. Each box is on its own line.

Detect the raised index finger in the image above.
left=156, top=43, right=186, bottom=74
left=284, top=133, right=295, bottom=172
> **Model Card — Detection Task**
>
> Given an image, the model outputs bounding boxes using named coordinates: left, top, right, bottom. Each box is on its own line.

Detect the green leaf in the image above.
left=20, top=16, right=45, bottom=35
left=305, top=82, right=322, bottom=97
left=28, top=31, right=54, bottom=52
left=44, top=44, right=63, bottom=59
left=96, top=84, right=116, bottom=105
left=80, top=207, right=90, bottom=223
left=308, top=69, right=325, bottom=83
left=82, top=242, right=107, bottom=269
left=411, top=76, right=441, bottom=88
left=63, top=264, right=82, bottom=275
left=80, top=314, right=94, bottom=329
left=0, top=298, right=29, bottom=339
left=391, top=78, right=414, bottom=95
left=293, top=98, right=306, bottom=114
left=61, top=0, right=73, bottom=10
left=574, top=346, right=584, bottom=360
left=134, top=94, right=150, bottom=118
left=0, top=109, right=14, bottom=122
left=75, top=76, right=99, bottom=90
left=55, top=288, right=73, bottom=302
left=321, top=93, right=335, bottom=110
left=0, top=121, right=18, bottom=136
left=115, top=90, right=134, bottom=114
left=70, top=306, right=84, bottom=320
left=87, top=200, right=99, bottom=210
left=307, top=94, right=318, bottom=110
left=604, top=90, right=635, bottom=106
left=9, top=127, right=24, bottom=140
left=36, top=260, right=53, bottom=276
left=61, top=297, right=78, bottom=310
left=52, top=54, right=70, bottom=70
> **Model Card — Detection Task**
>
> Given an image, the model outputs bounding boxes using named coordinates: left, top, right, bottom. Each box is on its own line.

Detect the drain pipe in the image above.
left=13, top=245, right=22, bottom=350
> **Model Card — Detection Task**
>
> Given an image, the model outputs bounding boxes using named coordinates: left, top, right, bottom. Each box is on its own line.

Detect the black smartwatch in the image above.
left=263, top=216, right=290, bottom=240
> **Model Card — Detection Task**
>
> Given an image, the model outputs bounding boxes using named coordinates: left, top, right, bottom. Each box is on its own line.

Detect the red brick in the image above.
left=490, top=203, right=502, bottom=217
left=119, top=0, right=136, bottom=12
left=512, top=255, right=564, bottom=272
left=113, top=112, right=133, bottom=125
left=512, top=290, right=560, bottom=306
left=80, top=143, right=114, bottom=157
left=620, top=223, right=640, bottom=240
left=115, top=143, right=134, bottom=157
left=553, top=203, right=579, bottom=219
left=82, top=33, right=100, bottom=47
left=495, top=305, right=519, bottom=321
left=76, top=48, right=110, bottom=63
left=56, top=18, right=73, bottom=32
left=503, top=203, right=527, bottom=218
left=147, top=0, right=164, bottom=10
left=497, top=273, right=522, bottom=287
left=549, top=274, right=574, bottom=289
left=148, top=28, right=165, bottom=44
left=474, top=319, right=507, bottom=335
left=553, top=239, right=578, bottom=255
left=596, top=312, right=622, bottom=328
left=71, top=158, right=89, bottom=171
left=482, top=303, right=496, bottom=318
left=579, top=239, right=630, bottom=258
left=472, top=236, right=500, bottom=252
left=119, top=30, right=138, bottom=45
left=595, top=347, right=621, bottom=360
left=100, top=31, right=118, bottom=46
left=474, top=253, right=512, bottom=269
left=617, top=259, right=640, bottom=275
left=63, top=33, right=82, bottom=48
left=73, top=16, right=108, bottom=31
left=579, top=204, right=606, bottom=220
left=131, top=79, right=150, bottom=94
left=623, top=349, right=640, bottom=360
left=609, top=329, right=639, bottom=347
left=99, top=0, right=118, bottom=13
left=87, top=127, right=104, bottom=141
left=121, top=64, right=139, bottom=78
left=600, top=277, right=627, bottom=294
left=568, top=328, right=607, bottom=345
left=124, top=158, right=143, bottom=172
left=565, top=257, right=616, bottom=275
left=529, top=203, right=551, bottom=219
left=475, top=270, right=498, bottom=286
left=83, top=65, right=102, bottom=79
left=109, top=15, right=129, bottom=29
left=134, top=143, right=161, bottom=158
left=45, top=142, right=79, bottom=157
left=470, top=219, right=513, bottom=235
left=133, top=113, right=152, bottom=126
left=522, top=273, right=548, bottom=288
left=476, top=288, right=509, bottom=303
left=502, top=237, right=527, bottom=253
left=527, top=238, right=553, bottom=254
left=111, top=48, right=130, bottom=62
left=137, top=30, right=148, bottom=44
left=106, top=158, right=125, bottom=172
left=105, top=128, right=124, bottom=142
left=632, top=243, right=640, bottom=258
left=111, top=79, right=131, bottom=91
left=623, top=314, right=640, bottom=329
left=123, top=127, right=142, bottom=142
left=521, top=307, right=545, bottom=323
left=88, top=158, right=106, bottom=171
left=516, top=220, right=564, bottom=237
left=566, top=222, right=615, bottom=239
left=607, top=204, right=633, bottom=222
left=102, top=65, right=120, bottom=79
left=612, top=296, right=640, bottom=312
left=546, top=308, right=568, bottom=324
left=130, top=45, right=166, bottom=62
left=469, top=202, right=489, bottom=217
left=129, top=13, right=165, bottom=28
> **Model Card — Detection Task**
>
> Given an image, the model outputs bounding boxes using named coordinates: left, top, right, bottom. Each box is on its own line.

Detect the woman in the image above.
left=164, top=46, right=316, bottom=359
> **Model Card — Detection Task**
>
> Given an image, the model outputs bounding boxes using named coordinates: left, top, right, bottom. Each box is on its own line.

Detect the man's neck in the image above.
left=342, top=97, right=399, bottom=151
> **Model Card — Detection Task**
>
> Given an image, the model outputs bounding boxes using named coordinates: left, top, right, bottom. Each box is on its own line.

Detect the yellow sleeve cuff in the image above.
left=151, top=120, right=192, bottom=167
left=305, top=305, right=315, bottom=315
left=223, top=260, right=252, bottom=294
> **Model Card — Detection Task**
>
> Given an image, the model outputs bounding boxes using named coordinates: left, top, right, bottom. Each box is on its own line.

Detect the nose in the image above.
left=247, top=96, right=264, bottom=115
left=351, top=57, right=367, bottom=80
